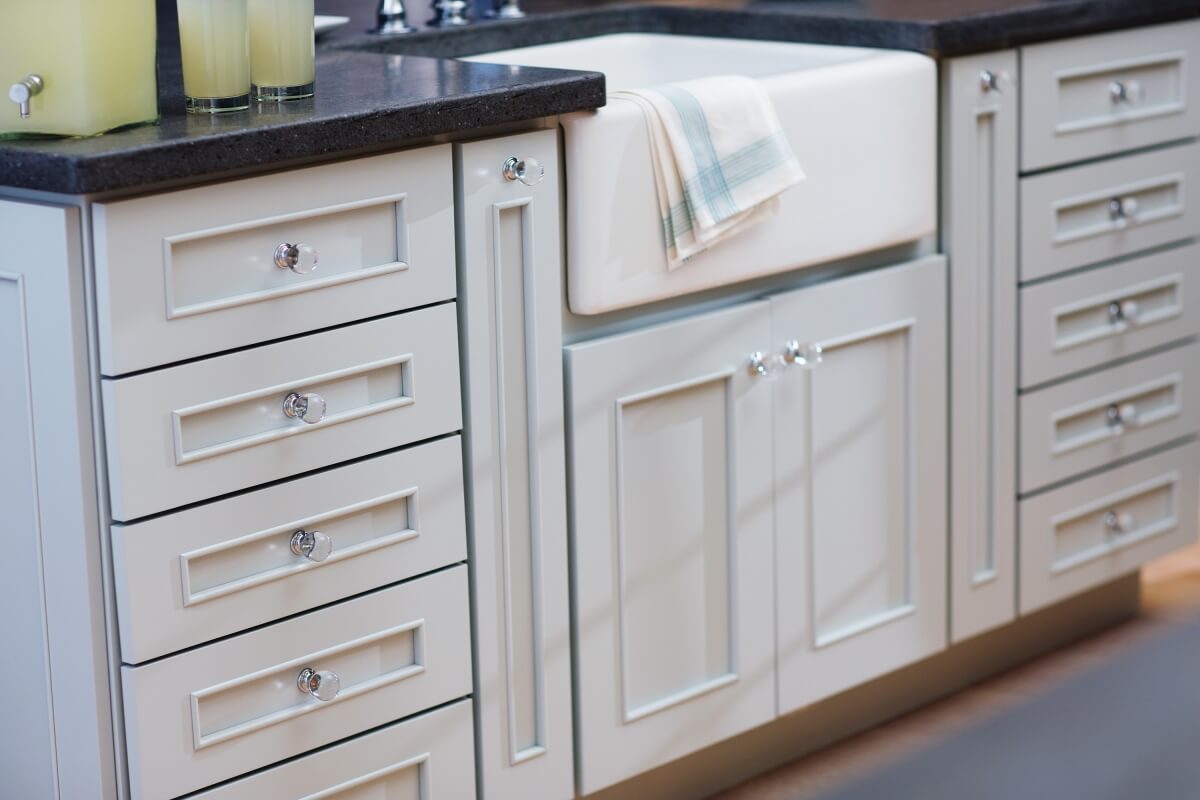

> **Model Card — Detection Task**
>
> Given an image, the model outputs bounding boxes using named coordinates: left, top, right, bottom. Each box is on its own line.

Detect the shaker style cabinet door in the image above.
left=942, top=51, right=1019, bottom=642
left=772, top=257, right=948, bottom=714
left=565, top=301, right=776, bottom=795
left=457, top=130, right=574, bottom=800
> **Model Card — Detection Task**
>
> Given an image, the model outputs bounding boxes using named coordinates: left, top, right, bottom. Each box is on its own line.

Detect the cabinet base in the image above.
left=583, top=574, right=1141, bottom=800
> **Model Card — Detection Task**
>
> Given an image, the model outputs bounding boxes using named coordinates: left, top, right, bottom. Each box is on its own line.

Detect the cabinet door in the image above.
left=565, top=301, right=776, bottom=795
left=773, top=257, right=948, bottom=714
left=942, top=51, right=1019, bottom=642
left=457, top=130, right=574, bottom=800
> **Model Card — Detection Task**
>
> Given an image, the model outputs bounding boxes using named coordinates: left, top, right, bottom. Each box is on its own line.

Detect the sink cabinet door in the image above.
left=565, top=301, right=776, bottom=795
left=457, top=130, right=574, bottom=800
left=772, top=257, right=948, bottom=715
left=943, top=51, right=1019, bottom=642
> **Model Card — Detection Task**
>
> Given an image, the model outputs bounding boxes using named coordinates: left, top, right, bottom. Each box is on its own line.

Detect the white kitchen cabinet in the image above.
left=565, top=256, right=947, bottom=790
left=0, top=200, right=117, bottom=798
left=566, top=300, right=777, bottom=795
left=942, top=51, right=1019, bottom=643
left=457, top=130, right=574, bottom=800
left=774, top=256, right=948, bottom=712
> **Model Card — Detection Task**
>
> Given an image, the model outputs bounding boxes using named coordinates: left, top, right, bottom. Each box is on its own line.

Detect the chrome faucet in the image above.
left=371, top=0, right=416, bottom=33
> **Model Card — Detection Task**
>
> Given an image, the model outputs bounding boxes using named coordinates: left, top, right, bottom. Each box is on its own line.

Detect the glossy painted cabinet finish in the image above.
left=942, top=51, right=1020, bottom=643
left=1019, top=441, right=1199, bottom=614
left=191, top=700, right=476, bottom=800
left=457, top=130, right=574, bottom=800
left=1021, top=19, right=1200, bottom=172
left=0, top=201, right=117, bottom=799
left=566, top=300, right=776, bottom=795
left=774, top=256, right=948, bottom=712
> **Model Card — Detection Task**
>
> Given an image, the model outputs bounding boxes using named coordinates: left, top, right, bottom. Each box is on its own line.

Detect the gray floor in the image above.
left=819, top=613, right=1200, bottom=800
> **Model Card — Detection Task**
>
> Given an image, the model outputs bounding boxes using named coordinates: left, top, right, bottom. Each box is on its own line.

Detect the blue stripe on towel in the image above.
left=655, top=85, right=738, bottom=223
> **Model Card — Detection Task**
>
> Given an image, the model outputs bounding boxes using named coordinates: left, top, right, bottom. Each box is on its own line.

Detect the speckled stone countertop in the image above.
left=2, top=0, right=1197, bottom=195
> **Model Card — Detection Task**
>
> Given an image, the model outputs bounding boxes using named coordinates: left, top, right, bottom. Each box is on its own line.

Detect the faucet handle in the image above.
left=9, top=74, right=44, bottom=119
left=372, top=0, right=415, bottom=34
left=487, top=0, right=525, bottom=18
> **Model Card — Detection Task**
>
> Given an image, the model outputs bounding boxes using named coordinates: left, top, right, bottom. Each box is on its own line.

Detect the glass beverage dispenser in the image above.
left=1, top=0, right=159, bottom=138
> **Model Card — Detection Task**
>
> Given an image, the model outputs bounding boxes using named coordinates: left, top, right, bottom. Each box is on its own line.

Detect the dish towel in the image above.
left=612, top=75, right=805, bottom=268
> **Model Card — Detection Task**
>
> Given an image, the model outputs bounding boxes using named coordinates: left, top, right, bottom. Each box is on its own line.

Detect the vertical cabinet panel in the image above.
left=773, top=257, right=948, bottom=713
left=457, top=130, right=573, bottom=800
left=566, top=301, right=776, bottom=795
left=943, top=51, right=1019, bottom=643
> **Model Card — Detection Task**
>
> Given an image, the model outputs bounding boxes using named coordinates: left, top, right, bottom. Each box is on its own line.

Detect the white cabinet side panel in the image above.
left=943, top=52, right=1019, bottom=643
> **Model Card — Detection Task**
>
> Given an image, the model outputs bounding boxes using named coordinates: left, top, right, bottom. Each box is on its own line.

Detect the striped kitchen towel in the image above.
left=612, top=75, right=805, bottom=268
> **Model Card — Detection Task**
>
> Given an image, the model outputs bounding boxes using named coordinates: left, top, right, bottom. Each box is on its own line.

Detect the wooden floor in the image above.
left=713, top=542, right=1200, bottom=800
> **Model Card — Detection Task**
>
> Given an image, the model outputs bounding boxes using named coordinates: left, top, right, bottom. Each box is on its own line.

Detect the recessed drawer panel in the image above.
left=121, top=566, right=471, bottom=800
left=1019, top=343, right=1200, bottom=493
left=94, top=146, right=454, bottom=375
left=1020, top=242, right=1200, bottom=388
left=102, top=304, right=460, bottom=521
left=191, top=699, right=476, bottom=799
left=1020, top=142, right=1200, bottom=282
left=1019, top=441, right=1199, bottom=614
left=112, top=437, right=466, bottom=664
left=1021, top=20, right=1200, bottom=172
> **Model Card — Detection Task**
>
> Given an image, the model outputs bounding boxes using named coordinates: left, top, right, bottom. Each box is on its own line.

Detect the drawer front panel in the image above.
left=1021, top=20, right=1200, bottom=171
left=1020, top=441, right=1199, bottom=613
left=1020, top=242, right=1200, bottom=387
left=113, top=437, right=466, bottom=663
left=1019, top=343, right=1200, bottom=493
left=191, top=700, right=476, bottom=799
left=122, top=567, right=471, bottom=800
left=94, top=146, right=454, bottom=375
left=1020, top=142, right=1200, bottom=281
left=102, top=305, right=461, bottom=521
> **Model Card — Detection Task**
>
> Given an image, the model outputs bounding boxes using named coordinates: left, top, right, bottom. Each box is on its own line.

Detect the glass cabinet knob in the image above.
left=782, top=340, right=824, bottom=369
left=297, top=667, right=341, bottom=702
left=290, top=529, right=333, bottom=562
left=503, top=156, right=544, bottom=187
left=283, top=391, right=327, bottom=424
left=274, top=242, right=319, bottom=274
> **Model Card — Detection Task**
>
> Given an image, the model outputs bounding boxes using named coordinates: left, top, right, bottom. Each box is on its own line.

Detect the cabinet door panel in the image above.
left=773, top=257, right=948, bottom=714
left=458, top=130, right=574, bottom=800
left=566, top=301, right=775, bottom=795
left=943, top=51, right=1019, bottom=642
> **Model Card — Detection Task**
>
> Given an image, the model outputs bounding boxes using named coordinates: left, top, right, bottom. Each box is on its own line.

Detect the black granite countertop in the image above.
left=2, top=0, right=1197, bottom=195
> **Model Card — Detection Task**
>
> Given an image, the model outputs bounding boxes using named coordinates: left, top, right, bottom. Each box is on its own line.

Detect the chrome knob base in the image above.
left=429, top=0, right=470, bottom=26
left=297, top=667, right=341, bottom=701
left=283, top=391, right=327, bottom=424
left=290, top=529, right=333, bottom=562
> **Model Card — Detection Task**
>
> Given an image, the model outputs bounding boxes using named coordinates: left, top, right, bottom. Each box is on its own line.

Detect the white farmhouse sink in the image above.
left=465, top=34, right=937, bottom=315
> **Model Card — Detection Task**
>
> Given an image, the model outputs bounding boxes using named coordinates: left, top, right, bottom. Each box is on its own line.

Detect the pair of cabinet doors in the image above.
left=566, top=256, right=948, bottom=794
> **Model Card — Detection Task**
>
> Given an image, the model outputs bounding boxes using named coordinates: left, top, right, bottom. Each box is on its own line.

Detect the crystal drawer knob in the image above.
left=1108, top=196, right=1139, bottom=228
left=979, top=69, right=999, bottom=93
left=1109, top=80, right=1142, bottom=104
left=1103, top=510, right=1136, bottom=536
left=274, top=242, right=319, bottom=274
left=782, top=340, right=823, bottom=369
left=290, top=529, right=332, bottom=562
left=503, top=156, right=544, bottom=186
left=747, top=351, right=772, bottom=378
left=297, top=667, right=340, bottom=701
left=1106, top=299, right=1139, bottom=329
left=283, top=391, right=327, bottom=424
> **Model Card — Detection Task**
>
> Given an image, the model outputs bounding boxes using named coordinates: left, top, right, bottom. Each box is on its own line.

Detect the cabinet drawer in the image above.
left=1020, top=142, right=1199, bottom=282
left=113, top=437, right=466, bottom=664
left=102, top=304, right=461, bottom=521
left=1019, top=343, right=1200, bottom=493
left=1019, top=441, right=1199, bottom=614
left=121, top=566, right=471, bottom=800
left=1020, top=242, right=1200, bottom=388
left=94, top=146, right=454, bottom=375
left=191, top=699, right=476, bottom=799
left=1021, top=20, right=1200, bottom=172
